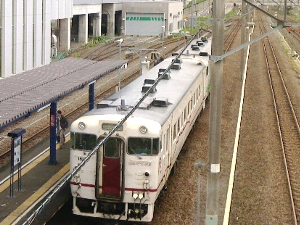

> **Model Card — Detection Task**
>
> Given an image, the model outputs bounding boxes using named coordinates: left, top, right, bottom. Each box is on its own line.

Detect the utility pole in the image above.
left=129, top=48, right=157, bottom=76
left=206, top=0, right=224, bottom=224
left=162, top=26, right=165, bottom=58
left=298, top=0, right=300, bottom=17
left=191, top=0, right=195, bottom=29
left=117, top=39, right=124, bottom=91
left=240, top=1, right=247, bottom=80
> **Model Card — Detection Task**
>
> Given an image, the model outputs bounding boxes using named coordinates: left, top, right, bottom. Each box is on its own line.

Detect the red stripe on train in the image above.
left=70, top=182, right=158, bottom=192
left=124, top=187, right=157, bottom=192
left=70, top=182, right=95, bottom=187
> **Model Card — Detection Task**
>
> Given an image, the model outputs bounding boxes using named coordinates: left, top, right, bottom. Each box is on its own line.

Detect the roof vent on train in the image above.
left=144, top=79, right=155, bottom=85
left=172, top=58, right=182, bottom=64
left=152, top=97, right=169, bottom=107
left=201, top=37, right=208, bottom=42
left=199, top=52, right=209, bottom=56
left=158, top=68, right=171, bottom=80
left=170, top=63, right=181, bottom=70
left=116, top=99, right=129, bottom=111
left=196, top=41, right=204, bottom=46
left=142, top=84, right=157, bottom=93
left=191, top=44, right=200, bottom=51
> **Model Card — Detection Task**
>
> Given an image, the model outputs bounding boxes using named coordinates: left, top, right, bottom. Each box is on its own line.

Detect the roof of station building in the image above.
left=0, top=57, right=127, bottom=130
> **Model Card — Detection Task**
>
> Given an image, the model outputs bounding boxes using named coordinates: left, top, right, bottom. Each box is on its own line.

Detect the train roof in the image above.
left=84, top=37, right=211, bottom=125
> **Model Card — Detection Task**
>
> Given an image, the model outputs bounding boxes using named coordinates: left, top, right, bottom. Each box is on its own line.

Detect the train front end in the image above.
left=70, top=114, right=162, bottom=222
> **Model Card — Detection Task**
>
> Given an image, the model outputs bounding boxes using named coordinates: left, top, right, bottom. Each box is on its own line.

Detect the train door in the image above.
left=96, top=137, right=124, bottom=200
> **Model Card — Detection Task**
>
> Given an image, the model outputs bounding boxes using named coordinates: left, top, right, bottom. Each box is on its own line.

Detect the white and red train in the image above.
left=69, top=34, right=211, bottom=222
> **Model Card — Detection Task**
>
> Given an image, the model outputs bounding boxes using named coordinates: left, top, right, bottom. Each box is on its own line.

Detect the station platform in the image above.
left=0, top=136, right=71, bottom=225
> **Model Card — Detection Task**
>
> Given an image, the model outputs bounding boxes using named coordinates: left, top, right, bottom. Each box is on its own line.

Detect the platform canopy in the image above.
left=0, top=57, right=127, bottom=130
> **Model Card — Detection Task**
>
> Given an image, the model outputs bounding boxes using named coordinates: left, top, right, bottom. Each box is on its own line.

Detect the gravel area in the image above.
left=229, top=16, right=294, bottom=224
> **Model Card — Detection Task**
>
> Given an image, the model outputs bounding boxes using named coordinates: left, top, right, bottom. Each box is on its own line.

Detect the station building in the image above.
left=0, top=0, right=183, bottom=79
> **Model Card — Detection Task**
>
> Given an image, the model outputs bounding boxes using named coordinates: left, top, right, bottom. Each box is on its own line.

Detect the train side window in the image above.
left=173, top=123, right=177, bottom=140
left=193, top=93, right=195, bottom=107
left=71, top=132, right=97, bottom=150
left=128, top=137, right=159, bottom=155
left=173, top=124, right=176, bottom=141
left=185, top=107, right=188, bottom=120
left=152, top=138, right=160, bottom=154
left=162, top=133, right=166, bottom=152
left=70, top=132, right=75, bottom=149
left=199, top=86, right=202, bottom=98
left=166, top=127, right=170, bottom=152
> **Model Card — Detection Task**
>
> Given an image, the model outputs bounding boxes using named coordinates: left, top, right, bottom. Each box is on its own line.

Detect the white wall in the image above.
left=73, top=4, right=102, bottom=15
left=1, top=0, right=73, bottom=78
left=51, top=0, right=73, bottom=19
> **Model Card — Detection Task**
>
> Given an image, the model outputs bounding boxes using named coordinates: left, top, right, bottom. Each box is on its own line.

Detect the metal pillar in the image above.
left=195, top=159, right=205, bottom=225
left=89, top=82, right=95, bottom=111
left=240, top=1, right=247, bottom=80
left=284, top=0, right=287, bottom=23
left=117, top=39, right=123, bottom=90
left=205, top=0, right=224, bottom=224
left=139, top=49, right=143, bottom=76
left=298, top=0, right=300, bottom=17
left=178, top=33, right=181, bottom=50
left=49, top=102, right=57, bottom=165
left=129, top=48, right=157, bottom=76
left=162, top=26, right=165, bottom=58
left=191, top=0, right=195, bottom=28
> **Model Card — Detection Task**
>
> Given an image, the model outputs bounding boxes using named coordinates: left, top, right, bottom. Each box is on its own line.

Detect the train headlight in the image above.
left=78, top=122, right=86, bottom=130
left=139, top=126, right=148, bottom=134
left=133, top=193, right=138, bottom=200
left=138, top=193, right=144, bottom=199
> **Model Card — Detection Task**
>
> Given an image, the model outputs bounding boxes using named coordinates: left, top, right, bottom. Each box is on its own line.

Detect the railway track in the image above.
left=224, top=18, right=242, bottom=52
left=258, top=13, right=300, bottom=224
left=0, top=35, right=188, bottom=167
left=267, top=6, right=300, bottom=55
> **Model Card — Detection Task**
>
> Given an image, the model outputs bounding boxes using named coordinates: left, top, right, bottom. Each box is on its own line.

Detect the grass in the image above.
left=53, top=36, right=111, bottom=60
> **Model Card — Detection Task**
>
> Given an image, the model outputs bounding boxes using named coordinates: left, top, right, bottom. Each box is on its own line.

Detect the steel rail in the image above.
left=258, top=13, right=298, bottom=224
left=224, top=19, right=242, bottom=52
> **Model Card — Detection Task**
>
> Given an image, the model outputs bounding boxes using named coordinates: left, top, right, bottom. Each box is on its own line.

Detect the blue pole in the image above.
left=49, top=102, right=57, bottom=165
left=89, top=82, right=95, bottom=111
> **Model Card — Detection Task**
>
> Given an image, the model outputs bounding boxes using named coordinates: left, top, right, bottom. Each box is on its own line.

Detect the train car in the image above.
left=69, top=35, right=211, bottom=222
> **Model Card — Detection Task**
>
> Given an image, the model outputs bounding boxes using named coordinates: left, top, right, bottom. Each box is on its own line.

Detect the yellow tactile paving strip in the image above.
left=0, top=164, right=69, bottom=225
left=0, top=136, right=70, bottom=225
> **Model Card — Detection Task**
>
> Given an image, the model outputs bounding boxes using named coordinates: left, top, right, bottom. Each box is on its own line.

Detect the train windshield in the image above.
left=128, top=137, right=160, bottom=156
left=70, top=132, right=97, bottom=150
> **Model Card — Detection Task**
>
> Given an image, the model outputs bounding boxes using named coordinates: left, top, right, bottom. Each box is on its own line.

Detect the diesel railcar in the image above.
left=69, top=36, right=211, bottom=222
